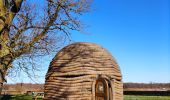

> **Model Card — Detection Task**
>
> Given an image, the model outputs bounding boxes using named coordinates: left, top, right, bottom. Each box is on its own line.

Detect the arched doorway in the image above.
left=95, top=78, right=113, bottom=100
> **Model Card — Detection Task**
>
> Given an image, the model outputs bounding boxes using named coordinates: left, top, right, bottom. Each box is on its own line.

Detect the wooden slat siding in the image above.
left=44, top=42, right=123, bottom=100
left=114, top=80, right=123, bottom=100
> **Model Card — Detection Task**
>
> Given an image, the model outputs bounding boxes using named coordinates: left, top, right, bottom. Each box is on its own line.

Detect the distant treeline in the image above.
left=3, top=83, right=170, bottom=91
left=124, top=83, right=170, bottom=90
left=2, top=83, right=170, bottom=96
left=123, top=83, right=170, bottom=96
left=3, top=83, right=44, bottom=92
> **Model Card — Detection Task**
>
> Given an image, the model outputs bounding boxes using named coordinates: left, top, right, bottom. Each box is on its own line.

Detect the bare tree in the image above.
left=0, top=0, right=92, bottom=94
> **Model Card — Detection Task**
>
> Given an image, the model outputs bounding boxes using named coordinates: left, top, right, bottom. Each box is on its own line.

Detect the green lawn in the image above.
left=0, top=95, right=32, bottom=100
left=124, top=95, right=170, bottom=100
left=1, top=95, right=170, bottom=100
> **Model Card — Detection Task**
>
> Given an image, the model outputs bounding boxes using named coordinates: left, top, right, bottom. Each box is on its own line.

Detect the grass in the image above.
left=0, top=95, right=32, bottom=100
left=124, top=95, right=170, bottom=100
left=1, top=95, right=170, bottom=100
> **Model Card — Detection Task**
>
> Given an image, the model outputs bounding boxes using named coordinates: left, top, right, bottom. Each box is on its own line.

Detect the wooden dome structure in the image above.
left=44, top=42, right=123, bottom=100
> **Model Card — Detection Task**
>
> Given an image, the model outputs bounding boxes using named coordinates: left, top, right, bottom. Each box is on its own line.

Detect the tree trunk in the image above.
left=0, top=75, right=5, bottom=95
left=0, top=82, right=3, bottom=95
left=0, top=0, right=23, bottom=94
left=0, top=68, right=7, bottom=95
left=0, top=54, right=12, bottom=95
left=0, top=0, right=23, bottom=95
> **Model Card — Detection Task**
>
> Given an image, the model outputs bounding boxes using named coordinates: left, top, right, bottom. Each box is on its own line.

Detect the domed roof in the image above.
left=46, top=42, right=122, bottom=80
left=44, top=42, right=122, bottom=100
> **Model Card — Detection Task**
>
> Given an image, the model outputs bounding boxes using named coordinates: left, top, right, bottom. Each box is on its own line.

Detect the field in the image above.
left=0, top=95, right=32, bottom=100
left=1, top=95, right=170, bottom=100
left=124, top=95, right=170, bottom=100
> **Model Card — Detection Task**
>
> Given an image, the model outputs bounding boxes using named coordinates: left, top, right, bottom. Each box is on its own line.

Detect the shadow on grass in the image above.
left=0, top=95, right=12, bottom=100
left=0, top=95, right=32, bottom=100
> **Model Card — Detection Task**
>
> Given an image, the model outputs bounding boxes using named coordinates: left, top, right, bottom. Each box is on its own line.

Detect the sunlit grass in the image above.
left=124, top=95, right=170, bottom=100
left=1, top=95, right=170, bottom=100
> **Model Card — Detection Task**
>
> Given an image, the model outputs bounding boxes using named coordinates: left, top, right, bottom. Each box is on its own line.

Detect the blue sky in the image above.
left=72, top=0, right=170, bottom=83
left=7, top=0, right=170, bottom=83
